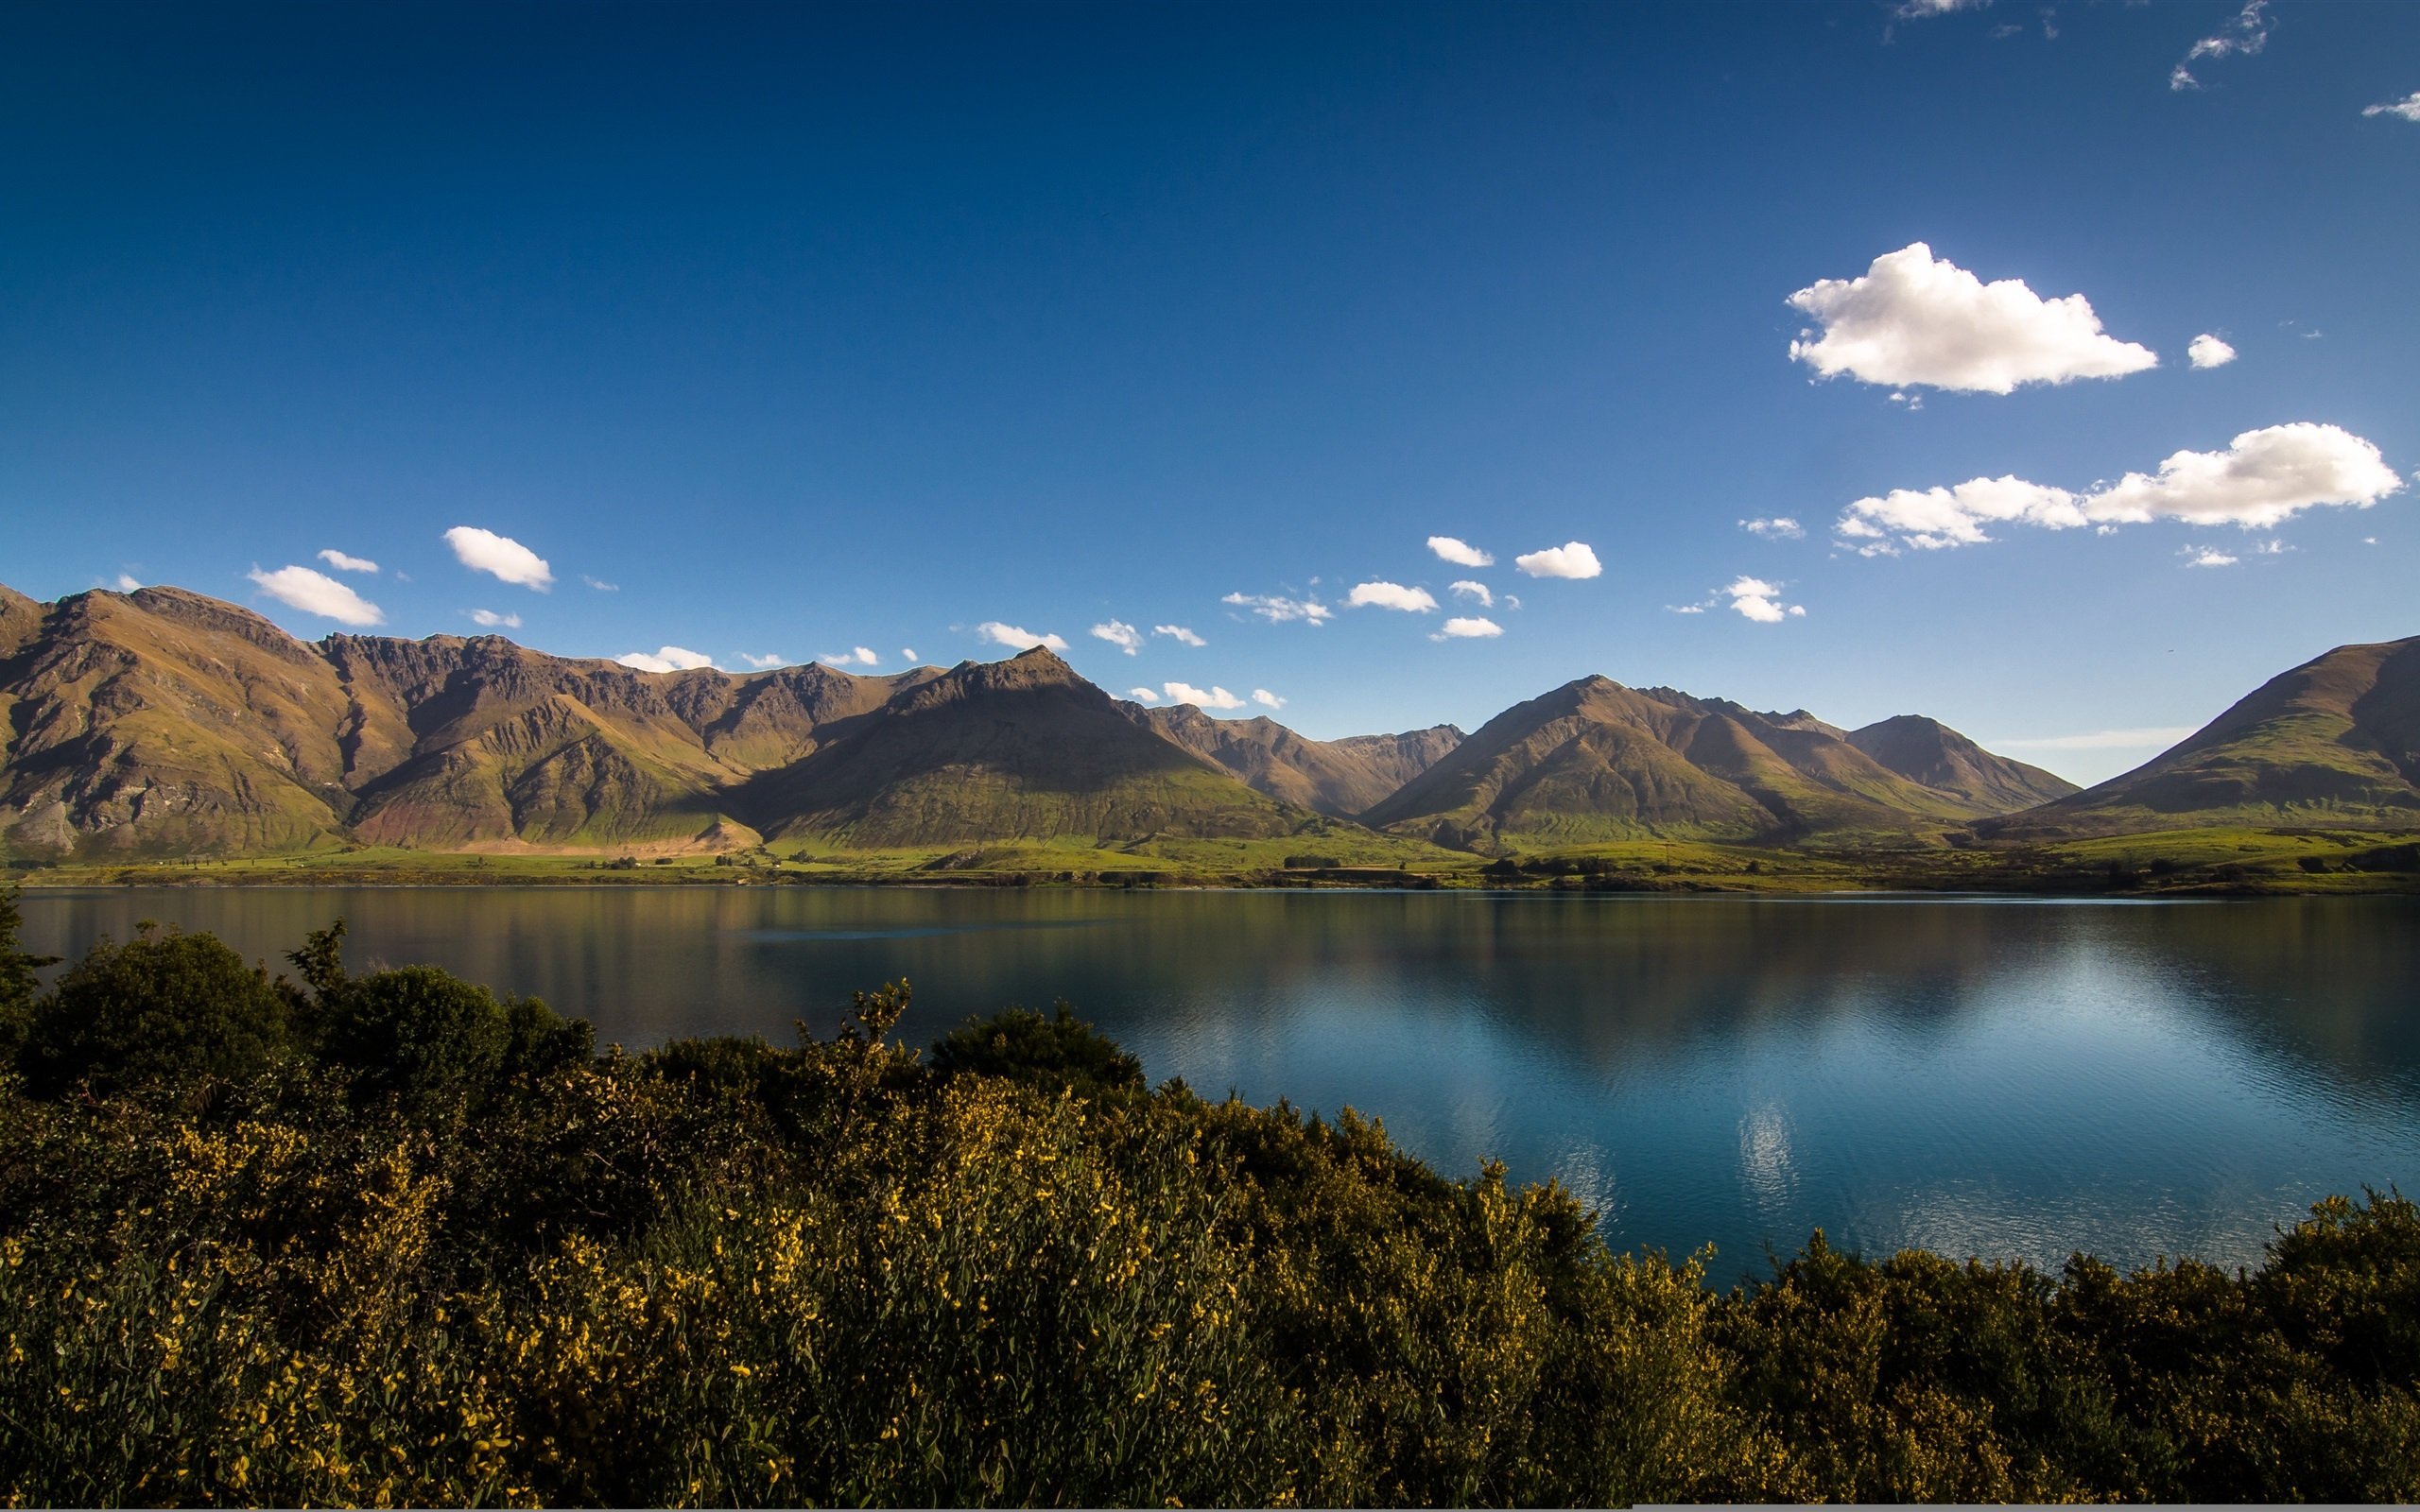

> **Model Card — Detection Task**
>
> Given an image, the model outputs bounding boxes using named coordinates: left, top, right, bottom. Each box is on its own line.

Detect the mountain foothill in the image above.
left=1, top=581, right=2412, bottom=861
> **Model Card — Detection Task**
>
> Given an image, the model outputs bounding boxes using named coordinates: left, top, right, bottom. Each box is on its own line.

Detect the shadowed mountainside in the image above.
left=1119, top=701, right=1462, bottom=818
left=1983, top=635, right=2420, bottom=839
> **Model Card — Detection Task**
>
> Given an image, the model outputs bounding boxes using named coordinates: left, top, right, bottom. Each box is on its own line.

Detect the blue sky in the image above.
left=4, top=1, right=2413, bottom=783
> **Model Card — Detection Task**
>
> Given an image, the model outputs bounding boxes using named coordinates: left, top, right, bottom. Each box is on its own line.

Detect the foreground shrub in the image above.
left=19, top=923, right=287, bottom=1095
left=0, top=916, right=2413, bottom=1505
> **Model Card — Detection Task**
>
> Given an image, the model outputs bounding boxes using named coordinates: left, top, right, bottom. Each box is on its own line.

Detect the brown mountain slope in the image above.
left=1848, top=715, right=2078, bottom=812
left=0, top=583, right=925, bottom=856
left=1364, top=677, right=2045, bottom=850
left=1984, top=635, right=2420, bottom=838
left=760, top=649, right=1304, bottom=847
left=1118, top=702, right=1462, bottom=817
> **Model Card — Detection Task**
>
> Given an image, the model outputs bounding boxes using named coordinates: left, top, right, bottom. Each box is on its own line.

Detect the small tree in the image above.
left=0, top=886, right=61, bottom=1066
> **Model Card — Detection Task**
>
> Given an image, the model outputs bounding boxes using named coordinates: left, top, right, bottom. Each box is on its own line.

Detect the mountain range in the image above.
left=0, top=581, right=2411, bottom=861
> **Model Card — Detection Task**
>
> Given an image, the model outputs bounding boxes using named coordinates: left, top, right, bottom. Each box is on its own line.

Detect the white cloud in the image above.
left=1164, top=681, right=1244, bottom=711
left=1252, top=688, right=1286, bottom=711
left=1430, top=616, right=1503, bottom=641
left=2171, top=1, right=2270, bottom=91
left=976, top=621, right=1067, bottom=652
left=1513, top=541, right=1602, bottom=579
left=1741, top=517, right=1805, bottom=539
left=1666, top=604, right=1707, bottom=614
left=1997, top=727, right=2198, bottom=751
left=247, top=565, right=384, bottom=626
left=1724, top=576, right=1804, bottom=624
left=1503, top=594, right=1522, bottom=610
left=2255, top=539, right=2289, bottom=556
left=1222, top=592, right=1331, bottom=626
left=820, top=647, right=880, bottom=667
left=1838, top=422, right=2402, bottom=552
left=901, top=647, right=919, bottom=662
left=616, top=646, right=715, bottom=673
left=2187, top=334, right=2237, bottom=369
left=740, top=654, right=787, bottom=669
left=581, top=575, right=619, bottom=592
left=1090, top=619, right=1144, bottom=655
left=2364, top=92, right=2420, bottom=123
left=318, top=548, right=379, bottom=575
left=1787, top=242, right=2156, bottom=394
left=1896, top=0, right=1986, bottom=15
left=1152, top=624, right=1206, bottom=646
left=113, top=573, right=143, bottom=592
left=1448, top=580, right=1494, bottom=608
left=1346, top=580, right=1438, bottom=612
left=2181, top=546, right=2238, bottom=568
left=1127, top=686, right=1159, bottom=703
left=1426, top=535, right=1494, bottom=567
left=443, top=526, right=553, bottom=591
left=467, top=609, right=522, bottom=629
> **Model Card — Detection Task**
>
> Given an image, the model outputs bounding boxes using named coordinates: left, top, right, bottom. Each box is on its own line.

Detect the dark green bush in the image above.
left=20, top=923, right=287, bottom=1095
left=928, top=1003, right=1145, bottom=1098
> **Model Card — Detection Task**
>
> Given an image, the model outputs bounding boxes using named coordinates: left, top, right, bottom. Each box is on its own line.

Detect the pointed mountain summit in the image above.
left=1363, top=676, right=2050, bottom=850
left=1986, top=635, right=2420, bottom=838
left=756, top=647, right=1303, bottom=847
left=1848, top=715, right=2077, bottom=813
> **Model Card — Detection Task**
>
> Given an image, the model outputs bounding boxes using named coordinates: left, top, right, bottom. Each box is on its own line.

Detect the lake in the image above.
left=17, top=885, right=2418, bottom=1281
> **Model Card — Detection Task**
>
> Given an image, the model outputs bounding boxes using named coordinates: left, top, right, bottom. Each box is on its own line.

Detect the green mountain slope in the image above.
left=1363, top=677, right=2050, bottom=849
left=761, top=649, right=1305, bottom=847
left=1847, top=715, right=2078, bottom=813
left=1985, top=635, right=2420, bottom=838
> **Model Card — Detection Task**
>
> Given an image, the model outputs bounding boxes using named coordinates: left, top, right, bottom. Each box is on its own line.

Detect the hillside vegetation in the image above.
left=0, top=898, right=2413, bottom=1505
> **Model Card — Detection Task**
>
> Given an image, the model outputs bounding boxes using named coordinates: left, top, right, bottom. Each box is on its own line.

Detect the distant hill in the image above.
left=755, top=649, right=1303, bottom=847
left=1847, top=715, right=2076, bottom=814
left=1984, top=635, right=2420, bottom=838
left=1362, top=677, right=2061, bottom=849
left=1120, top=702, right=1461, bottom=817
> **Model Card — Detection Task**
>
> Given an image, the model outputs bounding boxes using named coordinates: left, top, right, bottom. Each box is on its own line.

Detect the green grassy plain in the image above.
left=8, top=825, right=2414, bottom=895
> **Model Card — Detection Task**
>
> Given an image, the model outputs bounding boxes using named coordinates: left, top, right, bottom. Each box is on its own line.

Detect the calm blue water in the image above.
left=19, top=886, right=2418, bottom=1280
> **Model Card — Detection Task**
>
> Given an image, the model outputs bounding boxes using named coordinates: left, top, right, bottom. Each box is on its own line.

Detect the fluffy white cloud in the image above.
left=1252, top=688, right=1286, bottom=711
left=1787, top=243, right=2156, bottom=394
left=1152, top=624, right=1206, bottom=646
left=1741, top=517, right=1805, bottom=539
left=821, top=647, right=880, bottom=667
left=1090, top=619, right=1144, bottom=655
left=443, top=526, right=553, bottom=591
left=1838, top=422, right=2402, bottom=551
left=1997, top=727, right=2198, bottom=751
left=1128, top=686, right=1159, bottom=703
left=113, top=573, right=143, bottom=591
left=1163, top=681, right=1244, bottom=711
left=616, top=646, right=715, bottom=673
left=740, top=654, right=787, bottom=669
left=1513, top=541, right=1602, bottom=579
left=2181, top=546, right=2238, bottom=569
left=1724, top=576, right=1804, bottom=624
left=2187, top=334, right=2238, bottom=369
left=468, top=609, right=522, bottom=628
left=1426, top=536, right=1494, bottom=567
left=1448, top=580, right=1494, bottom=608
left=318, top=548, right=379, bottom=575
left=1346, top=580, right=1438, bottom=612
left=977, top=622, right=1067, bottom=652
left=901, top=647, right=919, bottom=662
left=1666, top=604, right=1706, bottom=614
left=2171, top=1, right=2270, bottom=91
left=247, top=565, right=384, bottom=626
left=1430, top=616, right=1503, bottom=641
left=2365, top=92, right=2420, bottom=123
left=1222, top=592, right=1331, bottom=626
left=582, top=576, right=618, bottom=592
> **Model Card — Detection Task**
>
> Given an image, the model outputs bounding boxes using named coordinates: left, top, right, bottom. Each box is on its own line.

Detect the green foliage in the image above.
left=0, top=887, right=60, bottom=1064
left=19, top=923, right=288, bottom=1095
left=0, top=923, right=2413, bottom=1505
left=929, top=1003, right=1146, bottom=1099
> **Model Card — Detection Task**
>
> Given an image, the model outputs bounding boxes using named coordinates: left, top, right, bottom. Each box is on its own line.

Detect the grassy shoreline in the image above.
left=9, top=824, right=2416, bottom=896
